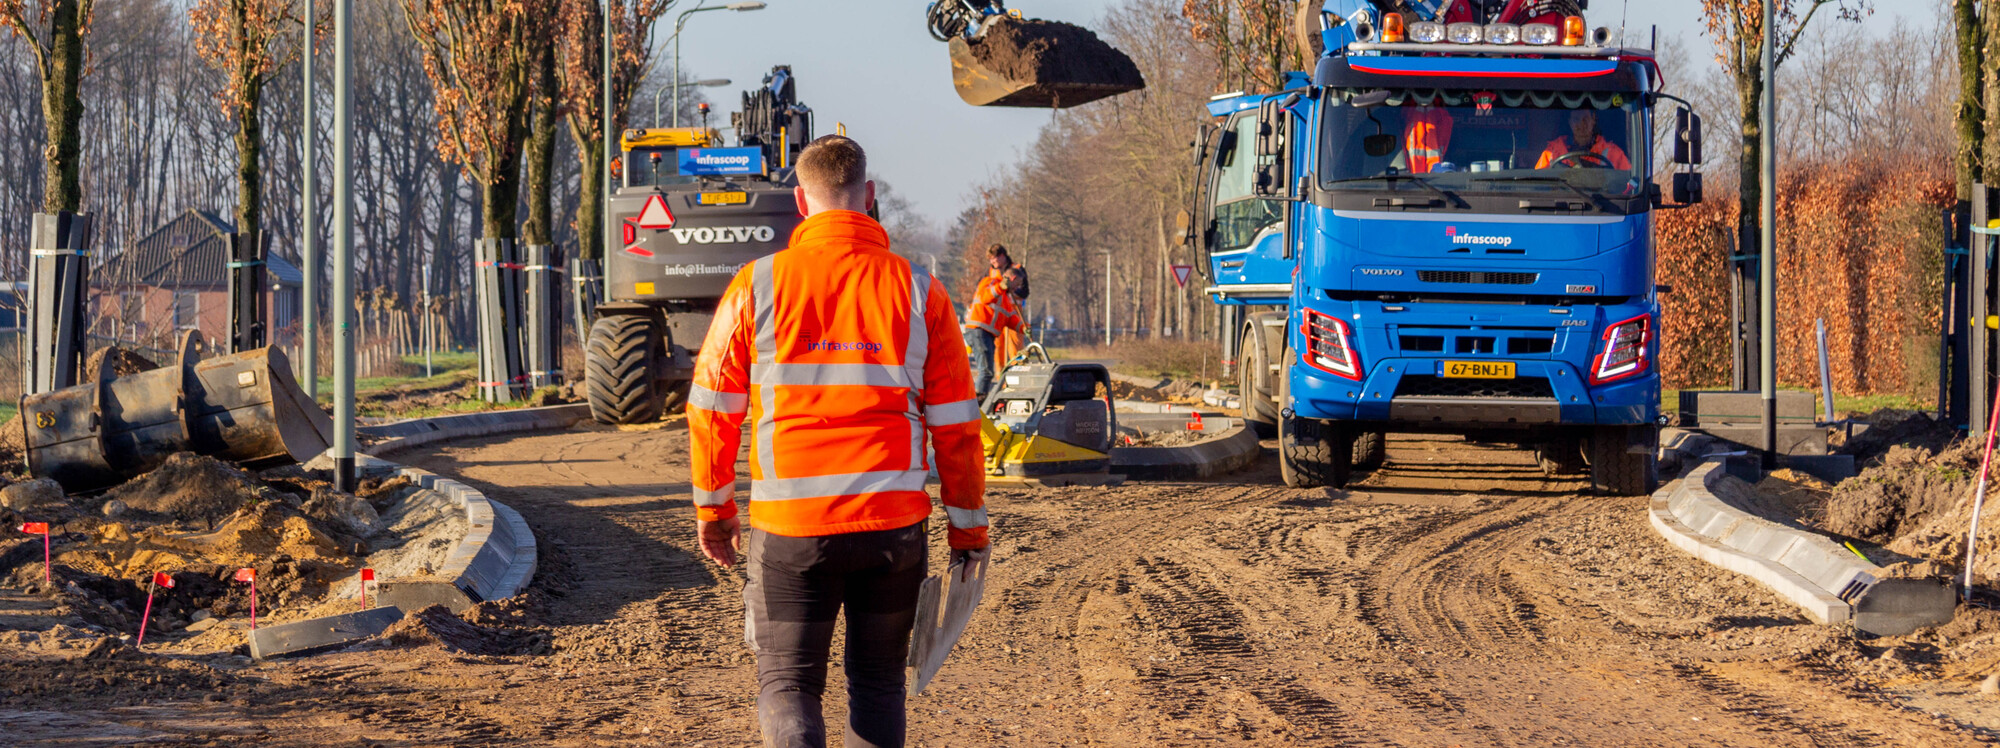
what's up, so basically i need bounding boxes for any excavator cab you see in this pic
[927,0,1145,108]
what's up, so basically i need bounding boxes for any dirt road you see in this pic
[5,423,1992,746]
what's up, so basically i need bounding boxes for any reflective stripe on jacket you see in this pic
[963,271,1024,335]
[688,210,989,549]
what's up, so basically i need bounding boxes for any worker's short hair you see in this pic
[796,135,867,198]
[987,244,1009,260]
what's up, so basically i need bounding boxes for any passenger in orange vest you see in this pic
[964,244,1026,399]
[1403,105,1454,174]
[1536,109,1631,170]
[687,135,989,748]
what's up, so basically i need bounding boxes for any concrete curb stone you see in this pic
[1111,414,1262,481]
[252,405,581,658]
[1648,460,1954,635]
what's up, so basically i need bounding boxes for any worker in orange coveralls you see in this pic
[686,134,991,748]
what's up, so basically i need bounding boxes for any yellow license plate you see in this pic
[1441,361,1515,379]
[697,191,747,206]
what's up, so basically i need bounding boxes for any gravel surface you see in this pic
[0,425,1993,745]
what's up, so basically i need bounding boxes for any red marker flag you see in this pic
[359,568,375,611]
[235,568,258,630]
[138,571,173,647]
[19,523,49,582]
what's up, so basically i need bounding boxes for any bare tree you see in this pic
[0,0,95,213]
[402,0,552,241]
[554,0,676,261]
[190,0,315,247]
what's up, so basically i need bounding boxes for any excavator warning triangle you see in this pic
[636,194,675,229]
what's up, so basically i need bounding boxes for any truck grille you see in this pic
[1417,271,1538,285]
[1395,374,1555,399]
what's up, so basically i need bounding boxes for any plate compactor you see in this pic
[977,350,1121,486]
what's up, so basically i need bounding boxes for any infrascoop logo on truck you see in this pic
[667,226,778,244]
[1444,225,1513,247]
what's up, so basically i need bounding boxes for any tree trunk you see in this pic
[484,156,522,241]
[235,71,263,243]
[41,0,86,213]
[576,139,605,259]
[1984,0,2000,181]
[523,40,557,247]
[1955,0,1983,213]
[1735,51,1763,251]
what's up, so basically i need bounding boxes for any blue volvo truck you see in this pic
[1185,1,1704,494]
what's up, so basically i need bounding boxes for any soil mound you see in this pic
[964,17,1143,88]
[378,604,549,656]
[1820,442,1980,546]
[82,346,161,378]
[105,453,281,524]
[1835,409,1958,467]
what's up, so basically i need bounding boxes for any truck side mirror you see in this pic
[1174,209,1193,246]
[1674,108,1703,165]
[1672,172,1703,204]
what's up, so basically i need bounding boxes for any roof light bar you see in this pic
[1521,23,1559,45]
[1446,22,1481,44]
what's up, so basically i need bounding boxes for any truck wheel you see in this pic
[1239,325,1278,438]
[585,315,662,425]
[659,380,691,414]
[1588,425,1658,496]
[1278,375,1352,489]
[1352,430,1386,470]
[1534,439,1586,477]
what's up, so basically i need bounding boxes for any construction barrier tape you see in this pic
[225,260,266,268]
[475,261,527,269]
[30,249,87,256]
[1974,225,2000,236]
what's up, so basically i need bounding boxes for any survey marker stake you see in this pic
[138,571,174,647]
[18,522,48,581]
[235,568,258,630]
[359,568,375,611]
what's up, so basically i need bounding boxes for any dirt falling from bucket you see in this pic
[963,16,1143,88]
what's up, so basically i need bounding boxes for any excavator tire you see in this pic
[585,314,662,425]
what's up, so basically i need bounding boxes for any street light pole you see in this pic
[601,0,613,270]
[333,0,355,491]
[1758,0,1778,469]
[301,0,317,398]
[671,1,765,127]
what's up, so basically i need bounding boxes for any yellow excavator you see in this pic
[927,1,1145,108]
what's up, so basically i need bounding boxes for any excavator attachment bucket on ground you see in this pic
[948,17,1144,109]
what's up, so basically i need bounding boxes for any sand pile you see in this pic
[962,17,1143,88]
[104,453,284,525]
[378,604,550,656]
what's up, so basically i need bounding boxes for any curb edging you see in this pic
[1648,460,1956,635]
[1111,414,1262,481]
[252,405,584,659]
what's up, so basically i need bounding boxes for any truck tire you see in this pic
[1239,324,1278,438]
[585,315,662,425]
[1353,430,1386,470]
[1535,438,1586,477]
[1588,425,1658,496]
[1278,374,1352,489]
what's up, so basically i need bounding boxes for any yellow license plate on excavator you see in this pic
[697,191,747,206]
[1442,361,1515,379]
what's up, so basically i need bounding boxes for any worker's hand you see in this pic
[697,516,743,568]
[950,545,991,582]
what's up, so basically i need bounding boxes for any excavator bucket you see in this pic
[948,17,1144,109]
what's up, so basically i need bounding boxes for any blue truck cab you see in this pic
[1186,2,1704,494]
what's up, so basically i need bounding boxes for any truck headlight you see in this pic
[1522,23,1559,45]
[1446,22,1482,44]
[1409,21,1445,43]
[1484,23,1520,45]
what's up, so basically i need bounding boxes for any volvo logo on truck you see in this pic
[667,226,778,245]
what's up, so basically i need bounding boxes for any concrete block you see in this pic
[1679,390,1818,426]
[249,606,405,660]
[376,581,474,615]
[1853,579,1959,637]
[1784,454,1857,483]
[1688,425,1828,456]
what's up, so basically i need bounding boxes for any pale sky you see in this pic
[668,0,1924,225]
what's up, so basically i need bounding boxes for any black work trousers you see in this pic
[744,523,927,748]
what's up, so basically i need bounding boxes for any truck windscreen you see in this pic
[1318,89,1646,204]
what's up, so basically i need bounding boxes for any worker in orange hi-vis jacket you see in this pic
[964,244,1025,400]
[686,134,989,748]
[997,255,1030,376]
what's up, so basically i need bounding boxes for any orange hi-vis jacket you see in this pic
[1535,134,1632,170]
[963,270,1024,336]
[687,210,990,550]
[1403,106,1454,174]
